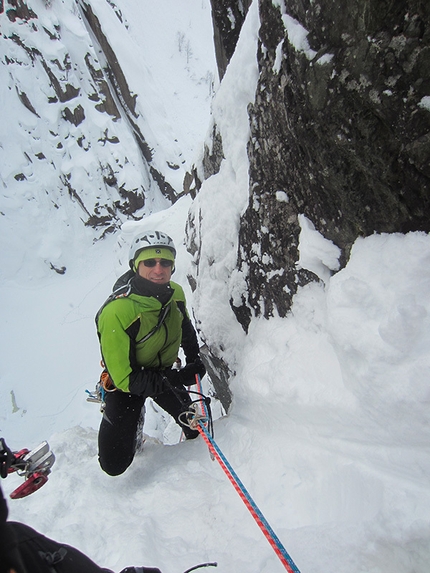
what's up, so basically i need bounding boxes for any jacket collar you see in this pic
[131,274,173,306]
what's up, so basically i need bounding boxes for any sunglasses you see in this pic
[142,258,174,268]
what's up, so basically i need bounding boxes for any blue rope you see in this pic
[198,421,301,572]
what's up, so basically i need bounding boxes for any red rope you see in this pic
[196,424,300,573]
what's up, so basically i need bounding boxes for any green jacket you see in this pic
[97,278,198,394]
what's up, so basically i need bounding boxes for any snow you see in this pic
[187,0,260,368]
[1,2,430,573]
[297,214,341,284]
[418,95,430,112]
[82,0,217,181]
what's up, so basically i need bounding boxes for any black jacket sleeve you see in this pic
[1,484,28,573]
[178,303,200,363]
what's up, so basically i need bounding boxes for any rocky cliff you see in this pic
[0,0,185,247]
[210,0,252,79]
[202,0,430,332]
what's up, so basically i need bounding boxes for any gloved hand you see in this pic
[162,368,183,388]
[162,357,206,388]
[181,357,206,381]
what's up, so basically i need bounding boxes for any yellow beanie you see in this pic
[133,247,175,271]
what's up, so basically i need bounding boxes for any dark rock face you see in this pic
[190,0,429,397]
[4,0,35,21]
[210,0,252,79]
[232,0,430,327]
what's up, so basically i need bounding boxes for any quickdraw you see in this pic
[86,363,117,412]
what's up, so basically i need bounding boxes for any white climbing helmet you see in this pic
[128,230,176,268]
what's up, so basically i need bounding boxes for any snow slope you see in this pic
[1,2,430,573]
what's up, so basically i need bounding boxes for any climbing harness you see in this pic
[182,375,301,573]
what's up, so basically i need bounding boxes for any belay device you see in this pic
[2,440,56,499]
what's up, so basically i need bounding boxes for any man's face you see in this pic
[137,258,173,284]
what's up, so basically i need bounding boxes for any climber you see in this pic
[96,230,206,476]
